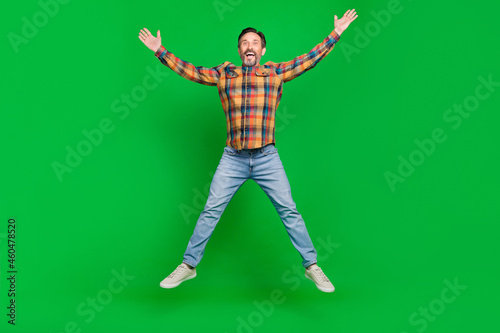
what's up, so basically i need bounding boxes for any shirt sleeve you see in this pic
[269,30,341,83]
[154,45,223,86]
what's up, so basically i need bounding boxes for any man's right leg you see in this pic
[182,146,248,268]
[161,146,247,288]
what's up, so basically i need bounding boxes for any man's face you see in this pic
[238,32,266,67]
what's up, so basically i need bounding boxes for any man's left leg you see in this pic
[251,144,335,292]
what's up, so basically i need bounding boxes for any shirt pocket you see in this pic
[226,68,242,78]
[255,68,271,77]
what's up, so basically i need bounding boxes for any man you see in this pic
[138,9,358,293]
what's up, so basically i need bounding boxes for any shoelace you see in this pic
[311,267,330,283]
[167,265,186,279]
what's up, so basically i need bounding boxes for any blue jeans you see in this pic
[183,143,317,268]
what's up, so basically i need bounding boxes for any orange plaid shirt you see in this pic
[155,30,341,150]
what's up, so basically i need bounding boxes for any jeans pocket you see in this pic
[224,146,237,155]
[263,146,278,155]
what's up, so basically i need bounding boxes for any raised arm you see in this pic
[138,28,222,86]
[270,9,358,83]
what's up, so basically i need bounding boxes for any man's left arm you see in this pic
[271,9,358,83]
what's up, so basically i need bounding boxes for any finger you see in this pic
[157,30,161,38]
[144,28,151,38]
[139,29,149,38]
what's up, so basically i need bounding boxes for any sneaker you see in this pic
[305,264,335,293]
[160,263,197,289]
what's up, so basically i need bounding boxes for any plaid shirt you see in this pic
[155,30,341,150]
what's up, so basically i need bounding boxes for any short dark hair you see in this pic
[238,27,266,48]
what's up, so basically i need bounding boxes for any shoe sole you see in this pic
[305,274,335,293]
[160,272,197,289]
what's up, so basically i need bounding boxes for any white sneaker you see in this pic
[305,264,335,293]
[160,263,197,289]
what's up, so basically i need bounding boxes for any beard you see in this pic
[243,58,256,66]
[242,53,259,66]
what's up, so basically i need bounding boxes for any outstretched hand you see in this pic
[138,28,161,52]
[334,9,358,35]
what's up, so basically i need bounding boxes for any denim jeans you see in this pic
[182,143,317,268]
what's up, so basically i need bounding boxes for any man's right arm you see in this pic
[154,45,223,87]
[138,28,223,86]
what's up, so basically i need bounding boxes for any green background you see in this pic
[1,0,499,332]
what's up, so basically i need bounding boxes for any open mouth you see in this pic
[245,52,255,59]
